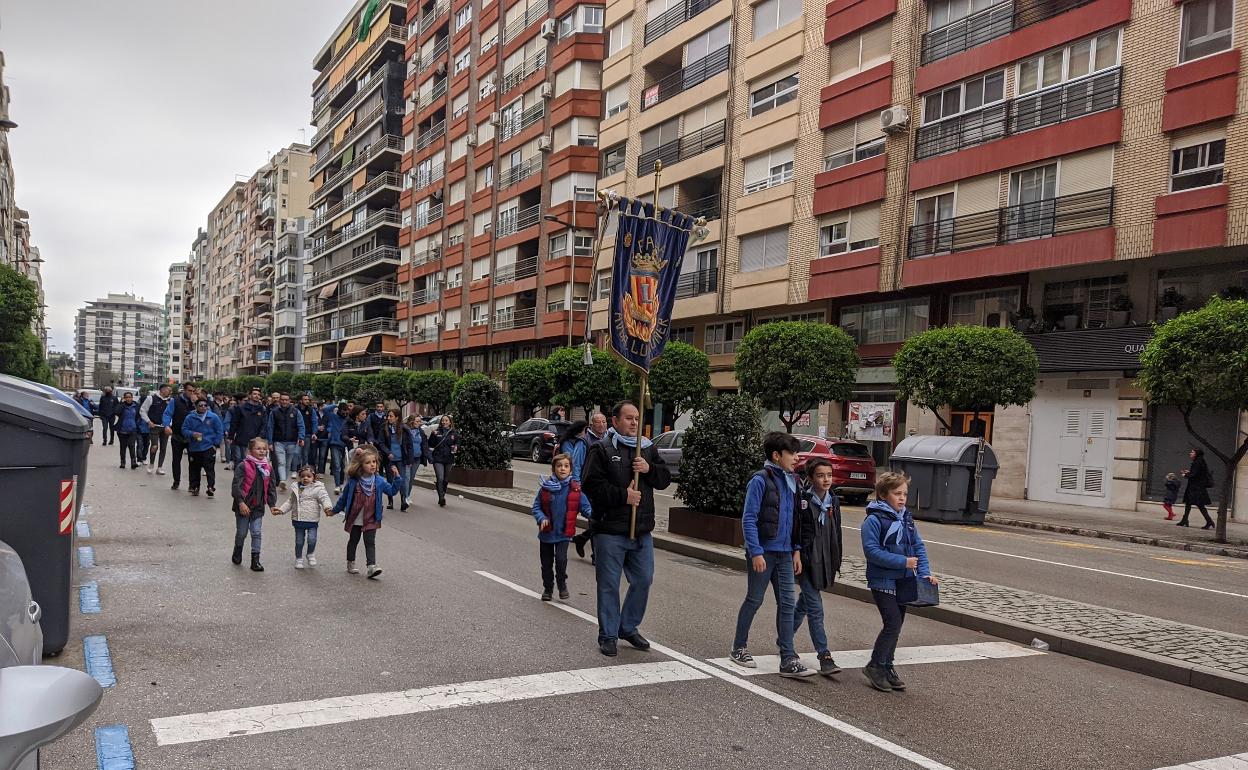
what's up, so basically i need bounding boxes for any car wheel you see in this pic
[531,441,543,463]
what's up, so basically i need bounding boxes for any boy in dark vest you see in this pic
[531,453,591,602]
[730,431,815,678]
[793,458,844,676]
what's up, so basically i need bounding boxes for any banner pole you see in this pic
[630,371,648,540]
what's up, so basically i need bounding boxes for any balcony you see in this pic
[419,36,450,73]
[275,325,299,337]
[309,245,403,286]
[681,192,721,221]
[312,208,402,257]
[637,119,726,175]
[503,4,546,44]
[644,0,719,44]
[415,120,447,152]
[921,0,1094,65]
[674,266,718,298]
[314,102,390,173]
[308,280,400,314]
[419,2,449,35]
[413,162,446,190]
[492,306,537,331]
[317,354,409,371]
[493,255,539,285]
[411,326,439,343]
[907,187,1114,258]
[498,156,543,189]
[414,202,445,229]
[312,171,405,230]
[641,46,730,111]
[915,67,1121,160]
[342,317,400,338]
[412,286,441,305]
[312,136,404,202]
[276,298,299,311]
[416,77,449,110]
[503,50,546,94]
[315,61,400,137]
[500,103,545,142]
[495,203,542,237]
[313,23,408,106]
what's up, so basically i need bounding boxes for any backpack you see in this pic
[539,481,582,537]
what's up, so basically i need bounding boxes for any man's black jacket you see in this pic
[582,436,672,537]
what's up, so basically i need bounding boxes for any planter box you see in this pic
[449,467,515,488]
[668,507,744,548]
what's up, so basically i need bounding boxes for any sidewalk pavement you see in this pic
[417,469,1248,702]
[986,497,1248,559]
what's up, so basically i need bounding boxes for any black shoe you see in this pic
[438,497,446,507]
[818,653,842,676]
[558,586,570,600]
[863,665,893,691]
[621,632,650,650]
[884,666,906,690]
[598,639,618,657]
[779,658,816,678]
[119,464,125,469]
[170,482,179,490]
[387,502,394,510]
[1177,521,1190,527]
[231,545,243,565]
[541,589,553,601]
[130,463,139,469]
[250,554,264,572]
[574,537,586,559]
[205,488,214,498]
[400,503,409,512]
[189,488,199,497]
[1202,523,1215,530]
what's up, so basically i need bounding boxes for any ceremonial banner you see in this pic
[608,197,696,372]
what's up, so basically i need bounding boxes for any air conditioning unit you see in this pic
[537,135,552,152]
[410,93,420,106]
[489,111,501,125]
[540,82,554,99]
[880,105,910,133]
[435,62,447,76]
[433,314,444,326]
[430,245,441,258]
[409,168,420,180]
[464,131,477,147]
[540,19,557,38]
[432,188,444,200]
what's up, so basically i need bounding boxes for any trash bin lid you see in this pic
[0,374,91,440]
[891,435,998,468]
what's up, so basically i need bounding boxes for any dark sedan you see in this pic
[508,418,570,463]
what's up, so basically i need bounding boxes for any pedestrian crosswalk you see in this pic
[1151,754,1248,769]
[706,641,1044,676]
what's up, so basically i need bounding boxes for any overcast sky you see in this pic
[2,0,350,352]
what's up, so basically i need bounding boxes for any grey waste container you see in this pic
[0,374,92,656]
[889,435,998,524]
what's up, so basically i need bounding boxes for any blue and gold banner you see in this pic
[608,197,696,373]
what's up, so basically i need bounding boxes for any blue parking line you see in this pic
[77,519,91,538]
[78,546,95,568]
[94,724,135,770]
[83,635,116,687]
[80,580,101,614]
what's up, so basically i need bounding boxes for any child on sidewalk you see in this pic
[273,465,333,569]
[531,453,590,601]
[730,432,816,679]
[329,446,400,579]
[1163,472,1180,520]
[860,471,939,693]
[793,458,844,677]
[231,437,277,572]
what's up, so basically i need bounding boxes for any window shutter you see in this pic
[848,206,880,243]
[828,35,862,81]
[744,154,768,185]
[740,233,766,272]
[764,227,790,268]
[774,144,795,166]
[823,121,856,156]
[861,23,891,67]
[856,113,884,143]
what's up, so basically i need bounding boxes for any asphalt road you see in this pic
[42,448,1248,769]
[508,458,1248,636]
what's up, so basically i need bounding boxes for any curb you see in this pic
[425,479,1248,702]
[985,514,1248,560]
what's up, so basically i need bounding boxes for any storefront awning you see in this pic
[318,281,339,300]
[379,334,399,355]
[302,345,323,364]
[342,335,373,357]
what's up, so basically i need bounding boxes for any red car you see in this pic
[793,436,876,503]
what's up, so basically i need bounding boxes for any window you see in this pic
[445,266,463,288]
[743,145,795,193]
[608,18,633,55]
[470,303,489,326]
[456,4,472,29]
[454,48,471,75]
[739,227,789,272]
[560,5,604,37]
[753,0,802,39]
[839,298,930,345]
[1017,31,1120,95]
[950,288,1020,327]
[477,164,494,191]
[472,257,491,281]
[1171,138,1225,191]
[1181,0,1233,61]
[1041,274,1126,327]
[685,20,731,61]
[704,321,744,354]
[927,0,997,29]
[823,115,885,171]
[479,72,497,101]
[921,70,1004,123]
[749,72,798,116]
[605,81,629,117]
[829,22,891,83]
[819,207,880,255]
[451,91,469,118]
[820,221,847,256]
[595,269,613,299]
[915,192,954,224]
[481,32,498,53]
[670,325,695,344]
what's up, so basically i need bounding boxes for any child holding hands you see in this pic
[231,437,277,572]
[273,465,333,569]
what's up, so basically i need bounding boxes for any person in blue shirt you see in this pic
[181,398,225,498]
[114,392,143,469]
[729,431,815,679]
[321,401,351,492]
[401,414,430,509]
[531,453,590,601]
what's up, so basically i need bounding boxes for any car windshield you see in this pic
[831,443,872,459]
[797,439,817,453]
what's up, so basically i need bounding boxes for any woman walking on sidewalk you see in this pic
[1179,448,1216,530]
[428,415,458,507]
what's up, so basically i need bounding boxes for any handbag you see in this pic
[894,575,918,604]
[905,573,940,607]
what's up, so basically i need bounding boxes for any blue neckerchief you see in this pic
[540,474,568,492]
[607,427,652,450]
[810,489,833,525]
[358,474,377,496]
[763,461,797,494]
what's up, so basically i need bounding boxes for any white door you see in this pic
[1056,407,1109,497]
[1027,384,1117,507]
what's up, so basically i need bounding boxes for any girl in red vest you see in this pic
[532,453,591,601]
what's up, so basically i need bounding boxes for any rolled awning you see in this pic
[342,335,373,357]
[319,281,339,300]
[302,344,324,364]
[379,334,399,355]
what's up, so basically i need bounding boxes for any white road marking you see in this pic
[706,641,1043,676]
[149,660,708,746]
[1151,752,1248,769]
[476,570,959,770]
[843,525,1248,600]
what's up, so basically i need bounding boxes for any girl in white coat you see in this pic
[273,466,333,569]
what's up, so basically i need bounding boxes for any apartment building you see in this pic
[304,0,410,374]
[183,228,210,382]
[203,183,246,380]
[0,49,46,349]
[75,294,161,389]
[162,262,189,384]
[590,0,1247,514]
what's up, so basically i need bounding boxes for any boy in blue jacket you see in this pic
[532,453,590,602]
[181,399,225,498]
[860,471,938,693]
[730,432,816,679]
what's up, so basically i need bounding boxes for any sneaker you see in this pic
[347,562,359,574]
[884,666,906,690]
[730,648,756,668]
[334,486,342,495]
[146,465,155,475]
[818,653,842,677]
[294,558,305,569]
[223,464,232,471]
[559,587,570,600]
[779,658,817,679]
[205,488,215,498]
[189,488,199,497]
[156,468,166,476]
[863,664,893,692]
[367,564,382,580]
[541,589,553,601]
[307,554,318,567]
[400,502,409,512]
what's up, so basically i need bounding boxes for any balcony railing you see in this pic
[419,2,449,34]
[312,172,405,229]
[312,209,402,256]
[637,119,726,175]
[915,67,1120,160]
[641,46,730,111]
[309,245,402,286]
[416,77,449,110]
[342,317,400,338]
[412,286,441,305]
[503,4,546,44]
[314,23,407,99]
[503,49,547,94]
[308,280,400,315]
[500,103,545,142]
[413,162,446,190]
[496,203,542,237]
[644,0,719,44]
[316,354,408,371]
[682,192,721,221]
[415,120,447,152]
[414,202,445,229]
[921,0,1094,64]
[498,156,543,189]
[674,266,718,299]
[493,255,539,284]
[907,187,1114,258]
[419,36,450,72]
[312,136,403,200]
[411,327,439,343]
[275,325,299,337]
[492,306,537,330]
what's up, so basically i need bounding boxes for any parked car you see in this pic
[421,415,444,438]
[793,436,877,504]
[509,418,569,463]
[653,430,684,480]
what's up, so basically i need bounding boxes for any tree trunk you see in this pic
[780,410,802,433]
[1216,465,1234,542]
[931,410,954,433]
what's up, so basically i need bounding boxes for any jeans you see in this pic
[294,524,319,558]
[593,533,654,642]
[870,589,907,668]
[235,513,263,554]
[347,526,377,565]
[230,442,246,467]
[188,449,216,491]
[792,573,829,655]
[148,431,168,469]
[540,541,569,591]
[170,436,188,485]
[302,439,316,468]
[328,446,346,488]
[137,432,150,460]
[398,463,413,504]
[117,433,139,467]
[433,462,451,501]
[733,551,797,661]
[273,442,301,484]
[313,442,329,475]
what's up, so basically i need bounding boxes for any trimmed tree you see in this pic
[505,358,552,417]
[236,375,266,394]
[675,394,763,517]
[450,373,511,470]
[312,373,337,401]
[373,368,412,408]
[548,346,625,416]
[408,369,458,413]
[0,264,50,384]
[648,341,710,422]
[333,373,363,401]
[291,372,314,395]
[355,374,387,408]
[893,325,1039,433]
[735,321,859,433]
[1138,297,1248,543]
[217,377,240,397]
[264,371,295,395]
